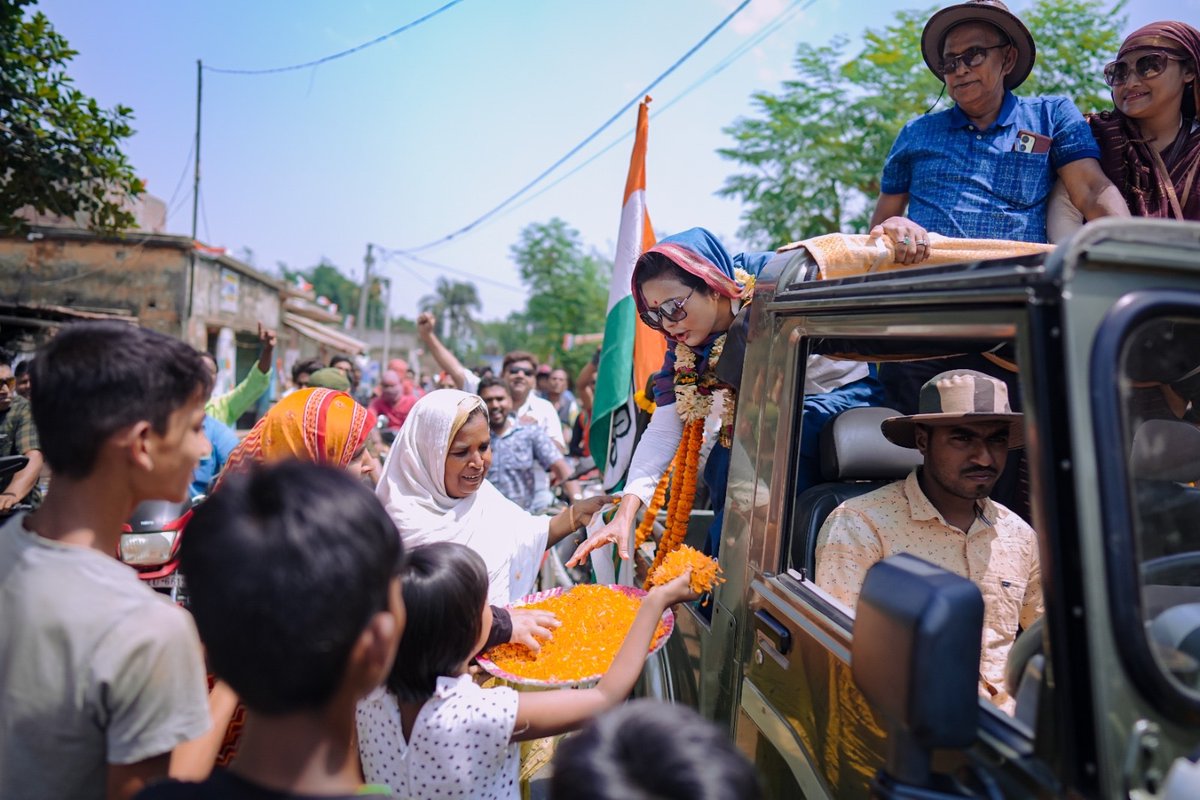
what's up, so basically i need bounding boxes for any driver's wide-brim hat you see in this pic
[881,369,1025,449]
[921,0,1036,91]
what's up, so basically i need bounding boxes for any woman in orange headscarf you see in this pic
[220,387,378,482]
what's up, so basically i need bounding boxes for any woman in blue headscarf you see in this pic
[567,228,773,564]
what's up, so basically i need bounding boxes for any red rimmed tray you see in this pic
[476,584,675,688]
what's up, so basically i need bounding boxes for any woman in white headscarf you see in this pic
[377,390,613,644]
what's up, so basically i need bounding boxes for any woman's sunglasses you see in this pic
[638,288,695,330]
[1104,51,1188,87]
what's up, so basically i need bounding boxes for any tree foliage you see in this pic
[718,0,1126,246]
[1,0,144,233]
[419,277,482,354]
[509,218,609,376]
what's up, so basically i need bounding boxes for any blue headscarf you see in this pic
[632,227,773,317]
[635,228,773,406]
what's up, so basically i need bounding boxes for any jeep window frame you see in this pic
[1091,290,1200,725]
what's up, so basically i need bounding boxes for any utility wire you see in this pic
[164,141,195,221]
[379,247,525,294]
[395,0,755,254]
[496,0,814,223]
[204,0,466,75]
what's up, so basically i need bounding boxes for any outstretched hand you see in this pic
[566,512,632,567]
[509,608,560,652]
[648,568,701,606]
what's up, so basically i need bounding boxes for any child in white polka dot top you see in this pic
[356,542,695,800]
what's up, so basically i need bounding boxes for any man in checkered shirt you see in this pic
[868,0,1129,264]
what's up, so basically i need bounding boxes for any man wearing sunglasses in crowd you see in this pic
[418,311,566,451]
[0,356,44,512]
[868,0,1128,266]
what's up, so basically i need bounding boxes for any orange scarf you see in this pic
[221,388,375,478]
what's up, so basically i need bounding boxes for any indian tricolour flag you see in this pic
[589,96,666,492]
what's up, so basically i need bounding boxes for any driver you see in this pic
[814,370,1042,711]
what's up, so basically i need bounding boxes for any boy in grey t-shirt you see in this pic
[0,323,215,800]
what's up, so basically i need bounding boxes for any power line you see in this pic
[378,247,525,294]
[496,0,814,223]
[164,140,195,219]
[204,0,467,76]
[394,0,756,254]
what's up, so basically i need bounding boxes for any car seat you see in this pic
[790,406,923,577]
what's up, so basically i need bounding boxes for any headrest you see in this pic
[820,406,924,482]
[1131,419,1200,483]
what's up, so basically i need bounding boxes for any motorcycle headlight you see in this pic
[119,531,178,566]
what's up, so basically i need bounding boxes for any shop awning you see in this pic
[282,311,368,354]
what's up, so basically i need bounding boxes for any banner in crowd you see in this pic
[589,96,665,492]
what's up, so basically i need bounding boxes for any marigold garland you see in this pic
[645,418,704,586]
[634,462,672,549]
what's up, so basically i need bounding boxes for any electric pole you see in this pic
[358,243,374,336]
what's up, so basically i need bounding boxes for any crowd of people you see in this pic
[1,2,1198,798]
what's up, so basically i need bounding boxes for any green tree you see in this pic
[283,259,385,329]
[510,218,609,376]
[419,277,482,353]
[718,0,1126,245]
[1,0,144,233]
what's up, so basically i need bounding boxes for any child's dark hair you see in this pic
[550,700,762,800]
[477,376,510,397]
[30,322,213,478]
[386,542,489,703]
[182,461,404,715]
[634,252,710,295]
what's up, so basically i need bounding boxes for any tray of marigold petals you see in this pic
[476,584,675,688]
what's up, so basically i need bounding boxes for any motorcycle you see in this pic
[118,496,201,604]
[0,455,33,521]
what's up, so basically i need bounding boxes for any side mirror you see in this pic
[852,554,984,791]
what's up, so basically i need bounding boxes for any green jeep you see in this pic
[639,217,1200,799]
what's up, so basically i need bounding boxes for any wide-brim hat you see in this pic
[881,369,1024,449]
[921,0,1036,91]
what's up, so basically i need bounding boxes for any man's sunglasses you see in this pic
[939,42,1010,75]
[506,366,535,377]
[638,288,695,331]
[1104,51,1188,87]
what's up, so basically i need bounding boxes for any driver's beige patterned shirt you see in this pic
[815,469,1043,712]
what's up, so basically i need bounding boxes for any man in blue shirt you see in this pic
[479,377,575,513]
[869,0,1128,262]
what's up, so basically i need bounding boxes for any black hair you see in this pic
[329,353,353,369]
[30,322,213,479]
[477,376,510,397]
[550,700,762,800]
[385,542,489,703]
[633,251,710,295]
[13,359,30,377]
[292,357,325,384]
[182,461,403,715]
[197,350,218,368]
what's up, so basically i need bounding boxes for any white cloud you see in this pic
[718,0,790,36]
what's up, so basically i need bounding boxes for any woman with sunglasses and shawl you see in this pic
[1050,22,1200,239]
[568,228,883,570]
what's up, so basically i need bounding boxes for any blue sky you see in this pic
[42,0,1188,321]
